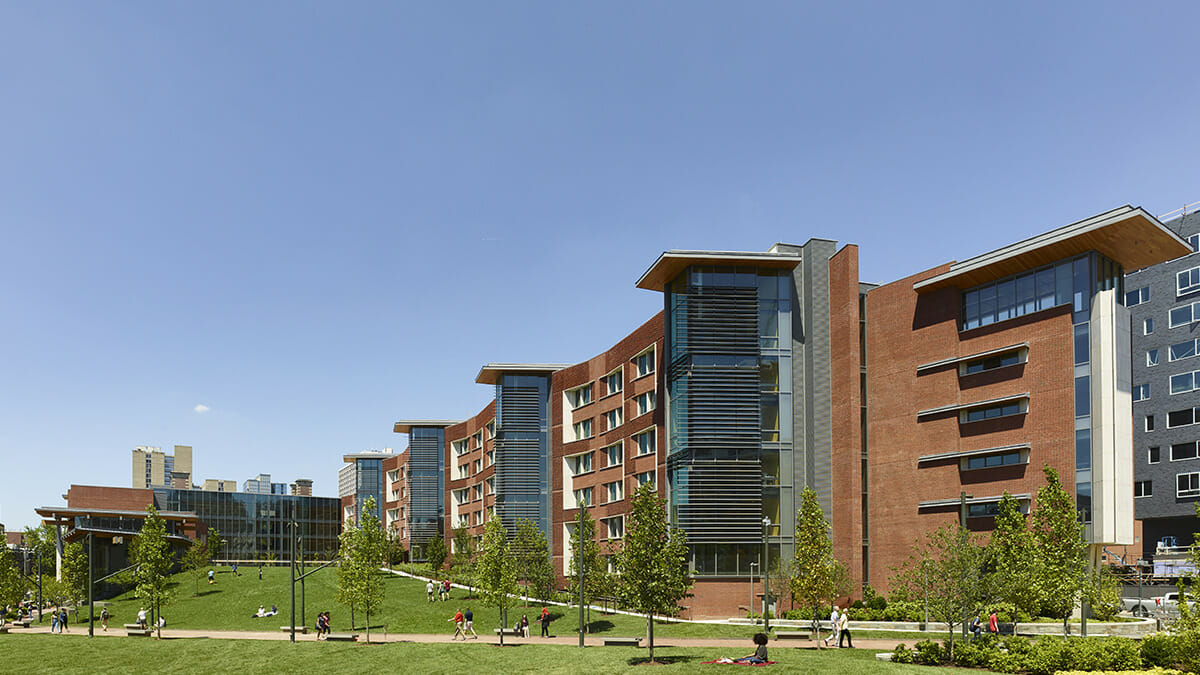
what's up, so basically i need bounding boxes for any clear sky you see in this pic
[2,2,1198,530]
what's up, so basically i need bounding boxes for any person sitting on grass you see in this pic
[252,605,266,618]
[735,633,769,664]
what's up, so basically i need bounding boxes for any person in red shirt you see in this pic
[449,609,465,640]
[987,610,999,634]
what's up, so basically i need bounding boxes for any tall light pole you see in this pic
[749,561,758,622]
[762,516,772,635]
[578,499,587,649]
[87,533,94,638]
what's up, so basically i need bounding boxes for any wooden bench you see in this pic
[325,633,358,642]
[14,620,31,628]
[493,627,523,637]
[602,636,643,647]
[125,626,153,637]
[774,631,812,640]
[280,626,309,634]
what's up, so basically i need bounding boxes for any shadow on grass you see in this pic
[193,589,222,597]
[583,620,615,633]
[627,655,697,666]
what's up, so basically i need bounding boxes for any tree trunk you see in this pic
[365,608,370,644]
[647,612,655,663]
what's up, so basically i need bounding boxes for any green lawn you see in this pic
[0,634,978,674]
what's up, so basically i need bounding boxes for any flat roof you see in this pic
[393,420,461,433]
[475,363,571,385]
[343,451,395,462]
[914,205,1190,293]
[35,506,197,520]
[635,250,802,292]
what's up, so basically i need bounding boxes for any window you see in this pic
[472,431,483,448]
[486,450,494,467]
[1150,447,1161,464]
[1169,302,1200,328]
[473,458,482,474]
[1148,349,1160,367]
[1146,415,1156,432]
[1133,383,1151,401]
[965,452,1022,470]
[634,429,656,455]
[635,470,655,488]
[963,351,1022,375]
[1179,266,1200,296]
[453,488,470,505]
[1168,407,1200,428]
[572,419,594,440]
[1173,442,1199,462]
[566,385,593,409]
[1171,372,1200,395]
[1178,473,1200,498]
[1145,318,1155,335]
[603,408,623,431]
[486,476,495,495]
[635,347,655,378]
[452,439,469,456]
[1125,286,1150,307]
[961,259,1077,330]
[635,391,657,416]
[1170,339,1200,362]
[963,401,1024,423]
[604,441,623,467]
[566,452,593,476]
[486,419,495,439]
[604,369,623,396]
[456,464,470,479]
[603,516,624,540]
[1135,480,1152,498]
[966,502,1002,518]
[604,480,624,503]
[1190,234,1200,252]
[572,486,594,508]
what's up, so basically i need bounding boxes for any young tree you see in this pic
[0,542,27,610]
[512,518,555,603]
[790,486,851,641]
[451,524,477,591]
[22,524,57,576]
[131,505,174,638]
[987,492,1039,621]
[476,515,518,646]
[182,540,210,597]
[1031,466,1087,634]
[426,533,448,572]
[614,482,692,664]
[206,528,225,563]
[336,496,386,643]
[59,541,89,605]
[567,503,608,631]
[891,522,989,660]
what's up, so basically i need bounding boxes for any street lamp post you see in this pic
[87,533,94,638]
[578,499,587,649]
[749,561,758,622]
[762,516,772,635]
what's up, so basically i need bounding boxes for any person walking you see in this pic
[540,607,551,637]
[259,566,263,581]
[442,579,451,601]
[100,607,109,631]
[59,607,69,633]
[426,580,435,602]
[823,605,840,647]
[988,609,999,634]
[449,609,465,640]
[208,569,214,584]
[463,607,478,639]
[837,610,852,648]
[137,607,148,629]
[50,610,59,633]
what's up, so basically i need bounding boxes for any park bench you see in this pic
[774,631,811,640]
[602,636,643,647]
[325,632,358,642]
[493,627,523,637]
[124,623,153,637]
[280,626,309,634]
[14,620,32,628]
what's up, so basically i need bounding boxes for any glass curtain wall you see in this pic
[494,374,552,539]
[408,427,445,561]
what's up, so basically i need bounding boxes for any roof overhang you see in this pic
[913,205,1190,293]
[916,392,1030,418]
[342,451,395,463]
[475,363,570,385]
[918,493,1031,510]
[393,420,461,434]
[35,506,197,521]
[636,250,802,292]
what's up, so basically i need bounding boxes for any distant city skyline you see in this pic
[3,2,1200,529]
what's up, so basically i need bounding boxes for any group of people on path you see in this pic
[315,611,333,639]
[820,605,853,648]
[427,579,453,602]
[49,607,70,633]
[968,610,1000,640]
[448,608,479,640]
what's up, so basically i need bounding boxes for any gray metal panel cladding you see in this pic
[494,378,550,536]
[409,427,445,544]
[667,282,764,543]
[800,239,835,521]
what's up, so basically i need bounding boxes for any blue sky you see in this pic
[2,2,1198,530]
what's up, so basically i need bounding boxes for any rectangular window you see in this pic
[1134,480,1152,498]
[486,419,495,439]
[566,385,593,409]
[1190,234,1200,252]
[604,408,623,431]
[1170,339,1200,362]
[603,516,624,540]
[566,452,593,476]
[473,459,482,474]
[1177,473,1200,498]
[967,502,1002,518]
[1148,349,1160,367]
[965,452,1022,470]
[1171,372,1199,395]
[1168,407,1200,428]
[635,470,655,488]
[636,391,657,416]
[1075,376,1090,417]
[457,464,470,479]
[1179,266,1200,296]
[1145,318,1155,335]
[604,441,623,467]
[1172,442,1199,462]
[1170,302,1200,328]
[603,480,624,503]
[452,439,469,456]
[634,429,656,456]
[1146,415,1156,432]
[1125,286,1150,307]
[963,351,1022,375]
[473,431,483,448]
[603,369,623,396]
[486,450,494,467]
[1150,447,1161,464]
[572,486,594,508]
[964,400,1024,423]
[1134,383,1151,401]
[573,419,594,440]
[635,347,655,378]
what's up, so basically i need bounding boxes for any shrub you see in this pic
[914,638,944,665]
[890,643,914,664]
[849,599,865,610]
[986,650,1024,674]
[883,600,922,622]
[863,584,887,611]
[1002,635,1033,656]
[1026,636,1073,675]
[1142,633,1180,668]
[952,641,988,668]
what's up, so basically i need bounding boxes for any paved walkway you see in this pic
[6,622,908,651]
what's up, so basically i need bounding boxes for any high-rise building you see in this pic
[132,445,192,489]
[290,479,314,496]
[339,450,393,524]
